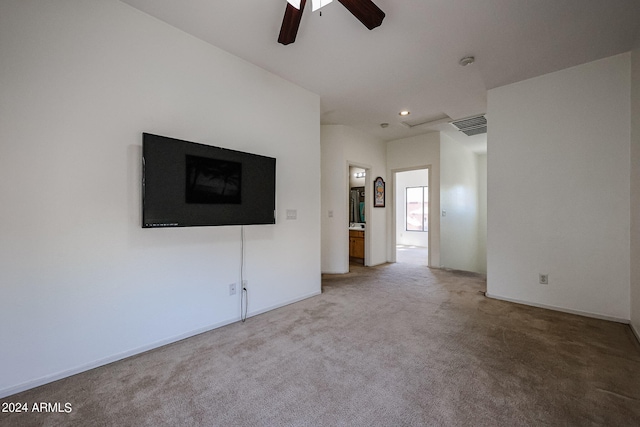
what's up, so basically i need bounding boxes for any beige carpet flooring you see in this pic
[2,262,640,426]
[396,245,428,265]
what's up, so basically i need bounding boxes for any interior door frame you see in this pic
[390,165,432,267]
[347,161,372,268]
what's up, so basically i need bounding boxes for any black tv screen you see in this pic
[185,155,242,204]
[142,133,276,227]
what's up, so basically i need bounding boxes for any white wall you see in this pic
[387,133,441,267]
[487,53,631,321]
[439,133,480,272]
[631,40,640,338]
[0,0,321,397]
[321,125,387,273]
[476,153,488,274]
[395,169,429,247]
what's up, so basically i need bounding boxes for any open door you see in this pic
[394,168,429,266]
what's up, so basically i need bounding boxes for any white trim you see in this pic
[0,290,321,399]
[346,160,372,268]
[390,165,432,267]
[245,290,321,318]
[485,293,630,324]
[366,261,388,268]
[631,322,640,345]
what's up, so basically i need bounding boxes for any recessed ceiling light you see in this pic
[399,110,410,116]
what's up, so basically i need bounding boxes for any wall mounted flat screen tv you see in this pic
[142,133,276,228]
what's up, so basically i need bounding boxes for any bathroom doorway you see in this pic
[348,164,369,268]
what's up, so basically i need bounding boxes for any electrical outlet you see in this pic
[539,274,549,285]
[229,283,237,295]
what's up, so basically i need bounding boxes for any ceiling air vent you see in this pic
[450,115,487,136]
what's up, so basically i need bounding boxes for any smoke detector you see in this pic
[459,56,475,66]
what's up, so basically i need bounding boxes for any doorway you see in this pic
[393,168,429,266]
[348,164,370,269]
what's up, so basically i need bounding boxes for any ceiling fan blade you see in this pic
[337,0,385,30]
[278,0,307,45]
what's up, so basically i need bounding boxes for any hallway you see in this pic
[396,245,428,266]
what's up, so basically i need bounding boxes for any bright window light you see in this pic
[406,186,428,232]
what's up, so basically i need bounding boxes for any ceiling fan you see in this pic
[278,0,385,45]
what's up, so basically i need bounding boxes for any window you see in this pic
[406,186,428,232]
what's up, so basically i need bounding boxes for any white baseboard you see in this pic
[631,322,640,345]
[246,290,322,318]
[485,293,630,324]
[0,290,321,399]
[366,261,388,267]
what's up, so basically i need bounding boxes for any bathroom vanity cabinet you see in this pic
[349,230,365,260]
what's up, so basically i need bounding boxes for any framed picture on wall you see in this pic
[374,177,385,208]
